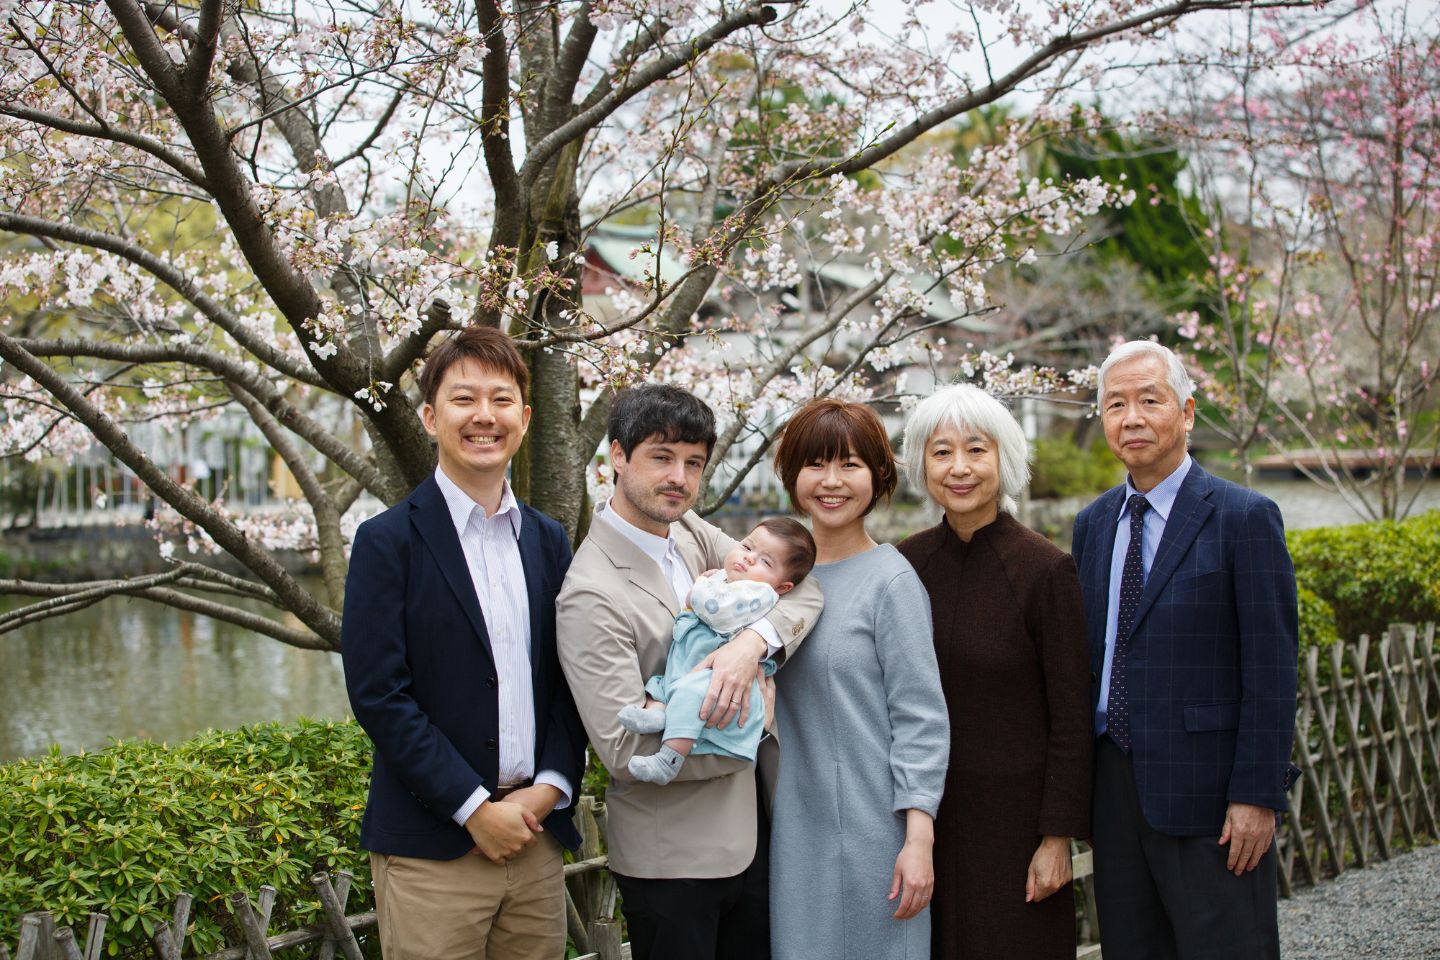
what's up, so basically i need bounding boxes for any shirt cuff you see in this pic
[452,784,491,827]
[534,770,574,810]
[751,617,783,659]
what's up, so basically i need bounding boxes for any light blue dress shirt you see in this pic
[1095,455,1193,735]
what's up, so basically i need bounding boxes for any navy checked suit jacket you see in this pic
[341,476,585,858]
[1072,462,1299,836]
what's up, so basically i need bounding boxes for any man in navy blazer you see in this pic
[342,327,585,960]
[1072,341,1299,960]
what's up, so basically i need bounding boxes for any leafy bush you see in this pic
[0,718,371,957]
[1030,435,1124,500]
[1287,509,1440,644]
[1296,585,1341,649]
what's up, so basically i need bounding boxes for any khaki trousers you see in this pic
[370,835,565,960]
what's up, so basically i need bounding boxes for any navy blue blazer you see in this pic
[341,475,585,858]
[1072,462,1299,837]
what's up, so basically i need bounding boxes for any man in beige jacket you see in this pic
[558,384,822,960]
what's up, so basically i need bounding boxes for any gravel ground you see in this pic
[1279,844,1440,959]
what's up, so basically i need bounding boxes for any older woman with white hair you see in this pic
[896,384,1093,960]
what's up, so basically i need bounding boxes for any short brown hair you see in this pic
[755,516,816,583]
[418,326,529,406]
[773,398,897,516]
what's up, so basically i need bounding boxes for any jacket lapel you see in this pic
[409,477,495,663]
[1087,486,1124,666]
[516,502,545,664]
[1129,463,1215,636]
[590,503,681,617]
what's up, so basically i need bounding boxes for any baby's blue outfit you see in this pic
[644,572,779,761]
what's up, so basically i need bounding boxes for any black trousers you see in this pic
[1092,737,1280,960]
[614,785,771,960]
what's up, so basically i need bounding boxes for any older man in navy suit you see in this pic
[342,326,585,960]
[1072,341,1299,960]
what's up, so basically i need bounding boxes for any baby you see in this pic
[618,516,816,785]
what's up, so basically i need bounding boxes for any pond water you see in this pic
[2,478,1436,763]
[0,595,350,763]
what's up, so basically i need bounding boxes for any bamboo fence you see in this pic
[4,624,1436,960]
[1274,622,1440,894]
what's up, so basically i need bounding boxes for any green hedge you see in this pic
[1288,509,1440,645]
[1030,435,1124,500]
[0,718,371,957]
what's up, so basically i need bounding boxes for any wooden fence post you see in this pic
[568,796,622,960]
[1381,626,1438,837]
[49,929,80,960]
[16,913,56,960]
[229,890,275,960]
[44,913,106,960]
[311,872,363,960]
[151,893,192,960]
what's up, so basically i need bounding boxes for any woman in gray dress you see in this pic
[769,398,950,960]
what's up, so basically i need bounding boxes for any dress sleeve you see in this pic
[874,567,950,817]
[1034,551,1094,838]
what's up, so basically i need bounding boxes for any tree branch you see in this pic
[187,0,225,96]
[175,565,282,604]
[334,86,408,167]
[478,0,521,255]
[700,268,890,496]
[550,3,599,115]
[0,105,209,188]
[0,574,330,649]
[0,212,327,388]
[228,383,349,609]
[0,566,195,633]
[107,0,183,98]
[519,3,777,189]
[772,0,1314,185]
[0,333,342,643]
[16,337,388,498]
[141,586,333,649]
[577,386,617,469]
[382,298,450,384]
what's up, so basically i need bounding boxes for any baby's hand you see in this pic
[643,696,662,710]
[699,568,722,579]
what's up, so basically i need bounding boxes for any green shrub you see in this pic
[1296,585,1341,649]
[0,718,371,957]
[1287,509,1440,644]
[1030,435,1124,500]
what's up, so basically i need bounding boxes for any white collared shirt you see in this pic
[598,499,784,656]
[434,467,572,825]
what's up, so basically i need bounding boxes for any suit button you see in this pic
[486,739,497,750]
[486,676,497,688]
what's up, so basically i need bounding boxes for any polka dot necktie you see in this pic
[1109,494,1150,753]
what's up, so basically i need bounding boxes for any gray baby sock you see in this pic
[628,745,685,785]
[618,704,667,734]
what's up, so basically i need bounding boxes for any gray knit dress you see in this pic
[770,544,950,960]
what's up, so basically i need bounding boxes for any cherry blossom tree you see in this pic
[1174,1,1440,519]
[0,0,1318,647]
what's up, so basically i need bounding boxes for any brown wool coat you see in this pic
[898,513,1093,960]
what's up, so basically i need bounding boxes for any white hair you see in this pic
[901,384,1030,515]
[1096,340,1195,407]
